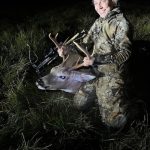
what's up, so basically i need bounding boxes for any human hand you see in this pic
[57,45,68,58]
[83,56,95,67]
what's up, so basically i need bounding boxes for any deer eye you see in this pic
[59,76,66,79]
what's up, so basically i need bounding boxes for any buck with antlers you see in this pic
[35,32,143,129]
[36,33,98,93]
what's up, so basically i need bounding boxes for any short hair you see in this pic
[92,0,119,7]
[112,0,119,6]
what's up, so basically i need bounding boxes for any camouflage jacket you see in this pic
[83,7,132,69]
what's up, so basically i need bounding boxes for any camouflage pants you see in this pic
[73,65,127,128]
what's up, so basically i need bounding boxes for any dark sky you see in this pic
[0,0,89,16]
[1,0,87,5]
[0,0,149,20]
[1,0,149,7]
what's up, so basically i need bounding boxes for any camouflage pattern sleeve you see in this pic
[94,19,132,66]
[112,19,132,65]
[81,21,97,52]
[82,20,97,44]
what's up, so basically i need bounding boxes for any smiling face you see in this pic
[93,0,114,18]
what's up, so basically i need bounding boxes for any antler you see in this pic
[49,32,80,47]
[64,33,79,45]
[72,41,91,70]
[49,33,61,49]
[73,41,91,58]
[49,33,81,62]
[49,33,67,61]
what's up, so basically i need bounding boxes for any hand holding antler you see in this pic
[49,33,68,60]
[49,33,79,59]
[57,45,68,58]
[72,41,95,69]
[83,56,95,67]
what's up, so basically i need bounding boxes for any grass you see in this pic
[0,1,150,150]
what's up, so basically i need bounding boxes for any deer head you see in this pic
[36,33,96,93]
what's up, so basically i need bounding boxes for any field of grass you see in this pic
[0,1,150,150]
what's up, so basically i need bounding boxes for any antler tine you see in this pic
[55,33,59,39]
[65,33,79,45]
[71,57,83,70]
[63,36,70,45]
[73,41,91,59]
[49,33,60,49]
[71,62,84,70]
[75,57,81,66]
[58,54,70,67]
[70,41,93,70]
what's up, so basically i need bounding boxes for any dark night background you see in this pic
[0,0,150,149]
[0,0,150,19]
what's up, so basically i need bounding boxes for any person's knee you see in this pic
[73,90,96,112]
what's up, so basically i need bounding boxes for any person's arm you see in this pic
[82,19,98,44]
[112,19,132,65]
[81,21,97,67]
[94,19,132,66]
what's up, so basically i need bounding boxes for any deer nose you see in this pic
[38,79,44,86]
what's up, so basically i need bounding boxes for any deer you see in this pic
[36,33,98,93]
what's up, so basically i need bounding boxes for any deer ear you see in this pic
[78,73,96,82]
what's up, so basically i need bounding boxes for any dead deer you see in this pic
[36,33,96,93]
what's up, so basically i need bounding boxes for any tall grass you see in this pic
[0,1,150,149]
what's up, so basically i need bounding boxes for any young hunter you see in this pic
[58,0,133,128]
